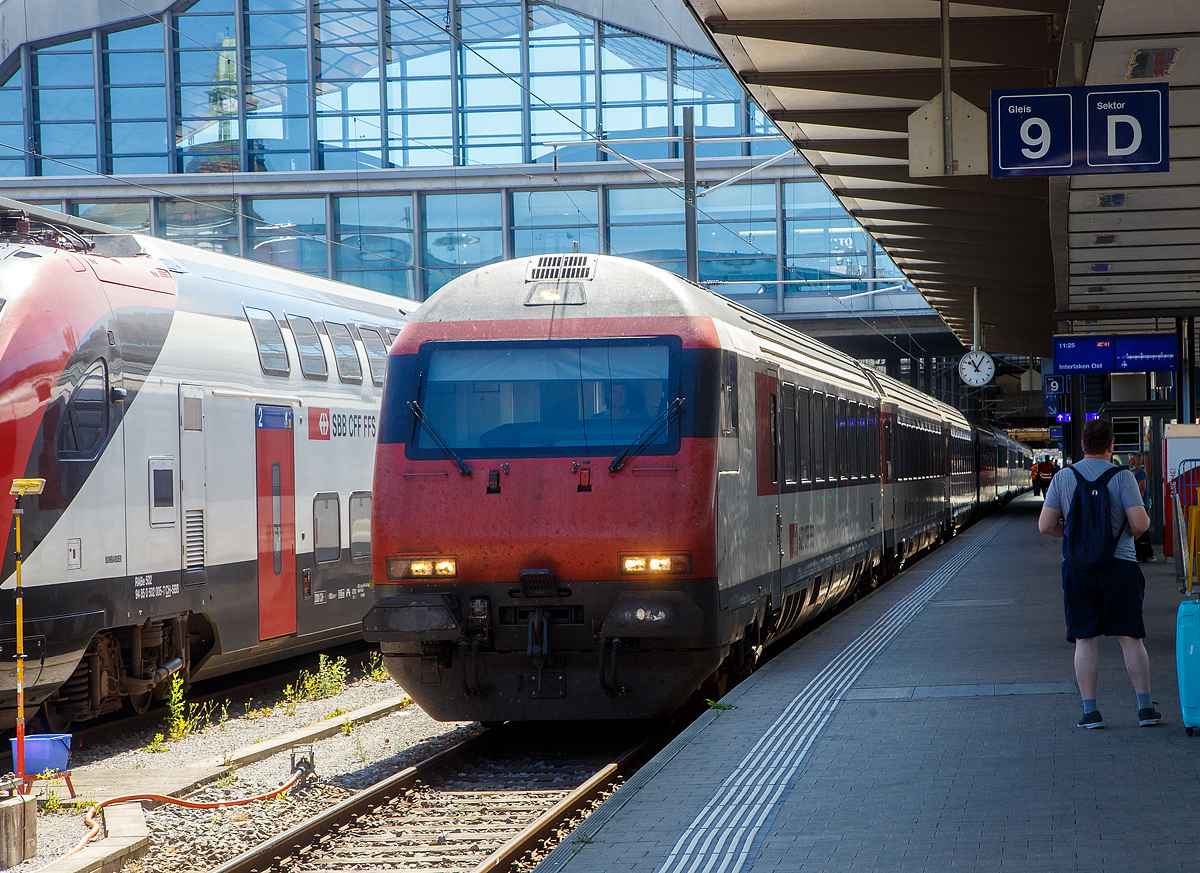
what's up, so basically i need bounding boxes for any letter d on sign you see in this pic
[1107,114,1142,157]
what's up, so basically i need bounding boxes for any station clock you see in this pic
[958,350,995,386]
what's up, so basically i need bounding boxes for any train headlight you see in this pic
[387,557,457,580]
[620,553,691,576]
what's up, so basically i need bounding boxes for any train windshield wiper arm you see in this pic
[609,398,685,473]
[408,400,472,476]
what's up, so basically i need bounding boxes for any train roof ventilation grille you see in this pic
[525,254,596,282]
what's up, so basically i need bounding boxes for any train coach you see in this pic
[0,207,414,730]
[363,254,1028,722]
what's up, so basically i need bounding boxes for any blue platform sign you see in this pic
[991,83,1169,177]
[1114,333,1176,371]
[1053,336,1114,373]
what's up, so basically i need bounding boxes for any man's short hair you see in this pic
[1082,418,1114,454]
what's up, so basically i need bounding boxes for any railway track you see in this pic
[210,721,668,873]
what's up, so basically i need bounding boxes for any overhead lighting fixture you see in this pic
[1096,193,1127,208]
[1091,234,1117,246]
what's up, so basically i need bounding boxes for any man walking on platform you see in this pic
[1038,419,1161,729]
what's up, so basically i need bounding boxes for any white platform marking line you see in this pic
[656,518,1012,873]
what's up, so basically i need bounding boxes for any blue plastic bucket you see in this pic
[11,734,72,775]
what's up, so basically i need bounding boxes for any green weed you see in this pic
[706,699,737,711]
[146,733,169,753]
[363,651,388,682]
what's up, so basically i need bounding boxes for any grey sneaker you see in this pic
[1138,707,1163,726]
[1077,710,1105,729]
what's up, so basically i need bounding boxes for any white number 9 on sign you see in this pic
[1020,117,1051,159]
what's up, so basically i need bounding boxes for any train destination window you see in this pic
[868,407,877,478]
[55,361,109,459]
[349,491,371,562]
[314,493,341,564]
[148,456,176,527]
[244,307,290,376]
[781,384,796,485]
[797,387,811,481]
[325,321,363,384]
[358,327,388,386]
[287,315,328,380]
[410,338,680,460]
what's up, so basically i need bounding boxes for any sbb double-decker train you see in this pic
[0,206,414,730]
[364,254,1029,722]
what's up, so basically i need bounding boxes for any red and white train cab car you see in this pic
[364,254,1027,722]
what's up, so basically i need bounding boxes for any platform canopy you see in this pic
[683,0,1200,356]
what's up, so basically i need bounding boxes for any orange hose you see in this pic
[64,766,308,858]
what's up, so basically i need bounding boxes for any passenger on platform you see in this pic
[1034,455,1056,497]
[1132,453,1156,563]
[1037,418,1161,729]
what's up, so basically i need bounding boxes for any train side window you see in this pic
[56,361,109,460]
[868,407,877,479]
[324,321,364,384]
[287,315,328,380]
[812,392,824,480]
[849,402,859,479]
[721,353,739,436]
[314,492,341,564]
[797,387,811,481]
[769,392,779,485]
[825,394,837,480]
[244,306,290,376]
[358,327,388,387]
[349,491,371,562]
[837,399,849,479]
[781,384,796,485]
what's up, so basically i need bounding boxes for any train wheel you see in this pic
[124,692,154,716]
[34,700,72,734]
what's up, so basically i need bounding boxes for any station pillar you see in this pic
[1069,372,1085,462]
[1177,317,1195,425]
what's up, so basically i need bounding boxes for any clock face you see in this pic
[959,351,995,386]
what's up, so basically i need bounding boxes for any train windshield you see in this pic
[413,338,681,458]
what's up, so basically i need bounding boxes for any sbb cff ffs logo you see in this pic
[310,408,331,441]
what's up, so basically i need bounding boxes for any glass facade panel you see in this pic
[246,197,328,275]
[458,3,523,164]
[784,181,871,291]
[423,192,503,293]
[164,198,240,255]
[72,201,152,231]
[512,189,599,256]
[175,2,238,173]
[385,2,453,167]
[529,5,595,162]
[608,187,684,270]
[335,195,415,300]
[104,25,167,173]
[674,50,743,158]
[600,26,668,160]
[33,39,96,176]
[0,67,22,177]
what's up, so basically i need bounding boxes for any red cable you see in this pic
[64,767,308,858]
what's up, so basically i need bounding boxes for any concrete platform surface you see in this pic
[538,495,1199,873]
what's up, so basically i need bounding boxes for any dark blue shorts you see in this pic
[1062,558,1146,641]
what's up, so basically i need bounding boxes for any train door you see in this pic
[755,370,782,610]
[255,405,297,640]
[179,384,207,586]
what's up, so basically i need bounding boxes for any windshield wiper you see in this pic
[609,398,685,473]
[408,400,472,476]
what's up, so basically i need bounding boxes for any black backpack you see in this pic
[1063,466,1128,571]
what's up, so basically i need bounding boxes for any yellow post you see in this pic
[9,478,44,787]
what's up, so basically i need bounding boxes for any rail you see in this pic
[208,727,660,873]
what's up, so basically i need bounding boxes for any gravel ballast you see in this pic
[10,670,476,873]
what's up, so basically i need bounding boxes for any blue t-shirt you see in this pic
[1044,458,1143,563]
[1134,467,1151,510]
